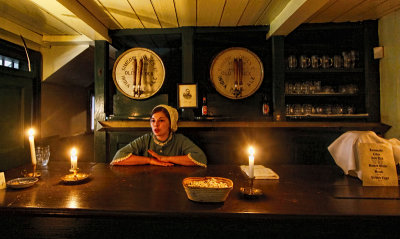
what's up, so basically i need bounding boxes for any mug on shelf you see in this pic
[342,51,352,68]
[311,55,322,68]
[299,55,311,69]
[321,55,333,68]
[333,55,343,68]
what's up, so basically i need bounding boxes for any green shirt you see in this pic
[111,133,207,167]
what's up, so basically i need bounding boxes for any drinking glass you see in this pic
[286,104,295,115]
[304,104,313,115]
[36,145,50,167]
[294,82,301,94]
[300,82,308,94]
[314,81,321,93]
[294,104,303,115]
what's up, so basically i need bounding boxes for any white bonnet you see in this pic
[152,104,179,132]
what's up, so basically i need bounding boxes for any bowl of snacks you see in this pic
[182,177,233,202]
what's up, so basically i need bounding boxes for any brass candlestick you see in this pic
[240,177,263,198]
[62,168,90,184]
[26,164,41,178]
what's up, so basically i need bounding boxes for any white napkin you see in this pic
[0,172,5,189]
[240,165,279,179]
[328,131,399,179]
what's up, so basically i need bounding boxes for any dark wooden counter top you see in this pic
[1,162,400,238]
[99,120,391,133]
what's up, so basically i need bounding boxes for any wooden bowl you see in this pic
[182,177,233,203]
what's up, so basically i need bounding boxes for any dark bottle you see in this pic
[262,95,270,116]
[201,96,208,116]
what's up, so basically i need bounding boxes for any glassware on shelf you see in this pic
[294,83,301,94]
[288,55,298,69]
[322,86,334,93]
[314,81,321,93]
[311,55,322,69]
[299,55,311,69]
[315,106,324,114]
[295,104,302,115]
[285,104,359,117]
[325,105,333,114]
[286,104,294,115]
[346,106,355,114]
[300,82,308,94]
[350,50,359,68]
[304,104,313,115]
[333,55,343,68]
[321,55,333,68]
[332,105,344,114]
[342,51,352,68]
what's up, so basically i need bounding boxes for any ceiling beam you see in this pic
[0,16,43,45]
[57,0,111,42]
[266,0,330,39]
[42,35,94,46]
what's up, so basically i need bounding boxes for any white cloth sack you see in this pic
[328,131,400,179]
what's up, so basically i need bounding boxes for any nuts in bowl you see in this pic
[182,177,233,202]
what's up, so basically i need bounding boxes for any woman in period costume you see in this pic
[110,104,207,167]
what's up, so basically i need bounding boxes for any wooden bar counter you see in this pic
[1,162,400,238]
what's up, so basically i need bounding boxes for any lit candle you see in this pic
[248,146,255,178]
[70,148,78,171]
[28,128,36,165]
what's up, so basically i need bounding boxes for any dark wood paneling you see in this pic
[94,41,109,162]
[0,78,31,170]
[112,93,168,118]
[272,36,285,120]
[363,21,380,122]
[0,40,41,171]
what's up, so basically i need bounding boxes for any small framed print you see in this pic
[178,83,198,108]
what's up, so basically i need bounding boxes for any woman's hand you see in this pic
[149,158,173,166]
[148,150,173,166]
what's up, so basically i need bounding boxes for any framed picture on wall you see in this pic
[178,83,198,108]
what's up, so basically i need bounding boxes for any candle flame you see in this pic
[71,148,77,156]
[28,128,35,136]
[249,146,255,155]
